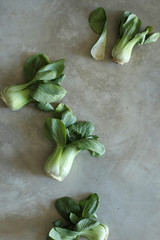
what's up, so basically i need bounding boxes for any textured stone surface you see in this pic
[0,0,160,240]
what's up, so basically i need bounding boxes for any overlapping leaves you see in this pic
[44,103,105,157]
[43,103,105,181]
[1,53,67,111]
[111,11,160,64]
[48,193,108,240]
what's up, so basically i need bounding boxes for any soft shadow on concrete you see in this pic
[10,106,54,177]
[0,97,7,109]
[0,193,91,240]
[0,201,56,240]
[0,52,58,177]
[107,10,123,62]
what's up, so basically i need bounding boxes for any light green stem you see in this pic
[44,144,80,182]
[91,22,107,61]
[1,81,34,111]
[44,145,63,181]
[59,146,80,181]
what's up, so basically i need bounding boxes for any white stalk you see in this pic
[91,25,107,61]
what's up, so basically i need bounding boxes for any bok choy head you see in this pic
[48,193,109,240]
[1,54,67,111]
[89,7,107,60]
[44,103,105,181]
[111,11,160,65]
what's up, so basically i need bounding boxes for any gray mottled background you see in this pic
[0,0,160,239]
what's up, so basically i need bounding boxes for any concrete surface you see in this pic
[0,0,160,240]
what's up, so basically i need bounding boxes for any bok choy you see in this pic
[111,11,160,65]
[89,7,107,60]
[48,193,109,240]
[1,54,67,111]
[44,103,105,181]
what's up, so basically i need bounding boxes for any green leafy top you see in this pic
[55,197,82,221]
[24,54,66,108]
[117,12,160,45]
[55,193,99,222]
[118,11,141,40]
[112,11,160,64]
[24,53,50,82]
[44,103,105,157]
[80,193,99,218]
[24,54,65,83]
[44,118,66,146]
[89,7,107,34]
[33,59,65,82]
[54,103,77,127]
[35,102,54,112]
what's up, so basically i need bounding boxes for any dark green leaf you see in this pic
[28,83,38,90]
[54,103,72,119]
[47,236,54,240]
[55,197,82,221]
[69,138,105,157]
[24,53,50,82]
[67,122,94,142]
[74,218,99,232]
[70,213,80,224]
[78,194,99,217]
[75,237,80,240]
[44,74,65,85]
[118,11,131,28]
[53,219,63,227]
[136,26,153,45]
[54,104,77,127]
[87,135,99,140]
[92,212,98,219]
[44,118,66,146]
[144,32,160,44]
[35,102,54,112]
[119,11,141,40]
[82,193,99,218]
[61,111,77,128]
[89,7,107,34]
[31,83,67,103]
[33,59,65,82]
[52,74,65,85]
[78,195,99,220]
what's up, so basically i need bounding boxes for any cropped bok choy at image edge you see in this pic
[1,53,67,111]
[48,193,109,240]
[89,7,107,61]
[44,103,105,181]
[111,11,160,65]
